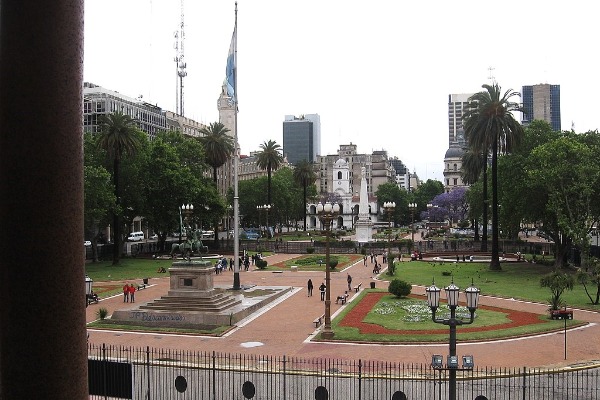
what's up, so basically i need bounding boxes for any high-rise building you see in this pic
[448,93,473,146]
[282,114,321,165]
[522,84,561,131]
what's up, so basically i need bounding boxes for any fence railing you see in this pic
[88,344,600,400]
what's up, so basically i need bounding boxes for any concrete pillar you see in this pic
[0,0,87,398]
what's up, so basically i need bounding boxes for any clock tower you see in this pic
[217,82,236,135]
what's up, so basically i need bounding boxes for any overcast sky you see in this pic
[84,1,598,182]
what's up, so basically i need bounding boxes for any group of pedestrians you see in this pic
[306,275,352,302]
[122,283,136,303]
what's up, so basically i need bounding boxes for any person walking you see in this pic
[123,283,129,303]
[307,279,314,297]
[128,284,136,303]
[319,282,326,301]
[347,273,353,291]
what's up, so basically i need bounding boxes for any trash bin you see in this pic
[143,278,149,285]
[370,282,376,289]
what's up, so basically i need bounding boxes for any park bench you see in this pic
[550,308,573,320]
[335,293,349,305]
[313,314,325,328]
[353,282,363,292]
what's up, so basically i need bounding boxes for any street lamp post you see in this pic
[383,201,396,275]
[256,204,271,238]
[181,203,194,233]
[316,202,340,339]
[408,203,418,244]
[426,279,481,400]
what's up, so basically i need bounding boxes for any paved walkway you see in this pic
[87,254,600,369]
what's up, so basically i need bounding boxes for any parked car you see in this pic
[149,233,158,240]
[84,240,91,247]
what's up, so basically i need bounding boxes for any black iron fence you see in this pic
[88,344,600,400]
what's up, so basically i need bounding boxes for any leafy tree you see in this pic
[256,139,284,205]
[413,179,444,207]
[293,159,317,231]
[527,133,600,267]
[577,257,600,305]
[141,132,207,251]
[463,83,524,270]
[96,111,144,265]
[84,165,115,261]
[540,271,574,310]
[427,188,468,225]
[375,182,410,225]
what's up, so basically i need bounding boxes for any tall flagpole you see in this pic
[232,2,241,290]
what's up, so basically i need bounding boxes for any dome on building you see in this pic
[444,144,464,159]
[334,158,348,166]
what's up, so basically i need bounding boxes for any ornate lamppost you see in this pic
[408,202,418,244]
[383,201,396,275]
[256,204,271,238]
[316,202,339,339]
[426,279,481,400]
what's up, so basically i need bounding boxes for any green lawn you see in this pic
[85,258,175,282]
[379,261,600,311]
[268,254,362,272]
[328,290,582,343]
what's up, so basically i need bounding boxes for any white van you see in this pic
[127,231,144,241]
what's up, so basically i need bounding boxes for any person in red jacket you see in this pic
[128,284,136,303]
[123,283,129,302]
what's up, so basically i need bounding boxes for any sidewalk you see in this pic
[86,253,600,369]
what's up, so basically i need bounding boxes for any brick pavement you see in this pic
[86,253,600,369]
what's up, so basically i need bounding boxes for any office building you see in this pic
[522,84,561,131]
[448,93,473,146]
[83,82,169,139]
[283,114,321,165]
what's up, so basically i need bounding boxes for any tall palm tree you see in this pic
[293,159,317,231]
[461,149,488,247]
[198,122,234,183]
[96,111,142,265]
[256,139,284,205]
[198,122,234,248]
[463,83,524,270]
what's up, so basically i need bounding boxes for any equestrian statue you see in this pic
[170,229,209,260]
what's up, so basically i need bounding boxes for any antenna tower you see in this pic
[173,0,187,116]
[487,66,496,84]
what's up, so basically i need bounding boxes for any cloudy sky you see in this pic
[84,1,598,182]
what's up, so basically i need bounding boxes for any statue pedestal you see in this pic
[168,260,217,298]
[355,218,373,243]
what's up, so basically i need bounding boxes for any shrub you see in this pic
[256,259,268,269]
[328,257,338,269]
[96,307,108,320]
[388,279,412,298]
[442,271,452,276]
[307,247,315,254]
[360,247,367,255]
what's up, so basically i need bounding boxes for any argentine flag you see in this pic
[225,27,236,100]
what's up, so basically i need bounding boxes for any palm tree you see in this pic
[256,139,284,205]
[198,122,234,183]
[198,122,234,248]
[463,83,524,270]
[96,111,143,265]
[293,160,317,231]
[461,149,488,247]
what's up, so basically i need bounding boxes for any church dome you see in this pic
[444,145,464,159]
[334,158,348,166]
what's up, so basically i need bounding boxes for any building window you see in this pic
[453,163,457,171]
[337,171,342,179]
[446,179,450,186]
[453,178,458,186]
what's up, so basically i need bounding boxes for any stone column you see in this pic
[0,0,86,398]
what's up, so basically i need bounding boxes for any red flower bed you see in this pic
[340,292,544,335]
